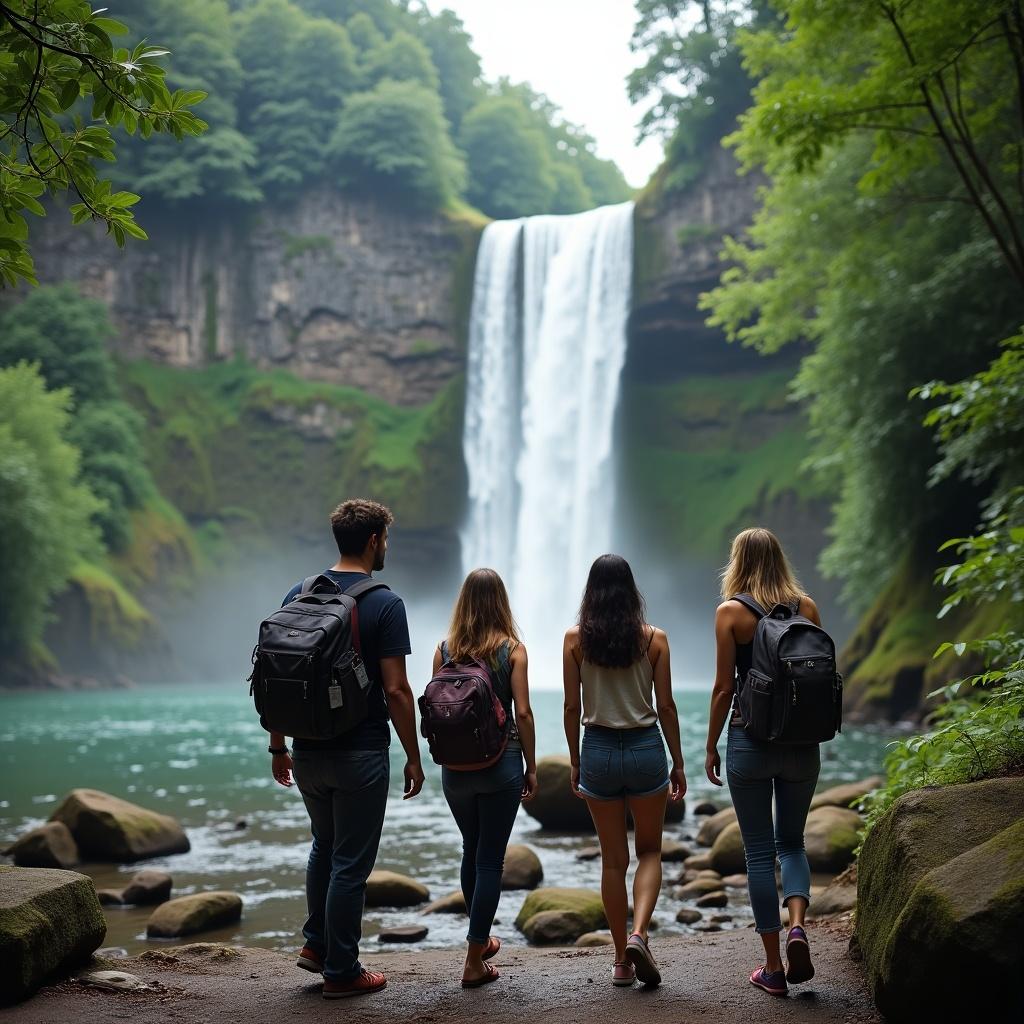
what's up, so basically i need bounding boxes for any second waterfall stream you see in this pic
[462,201,635,665]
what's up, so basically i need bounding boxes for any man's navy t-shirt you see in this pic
[281,570,411,751]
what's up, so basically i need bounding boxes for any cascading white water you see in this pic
[461,202,634,668]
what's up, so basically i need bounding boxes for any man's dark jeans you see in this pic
[292,748,390,982]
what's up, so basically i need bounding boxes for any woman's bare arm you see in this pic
[509,644,537,800]
[705,603,739,786]
[650,629,686,803]
[562,629,584,799]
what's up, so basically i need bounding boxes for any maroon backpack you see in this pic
[418,648,510,771]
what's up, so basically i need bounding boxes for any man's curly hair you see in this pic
[330,499,394,556]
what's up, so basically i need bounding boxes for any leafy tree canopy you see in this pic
[701,0,1024,605]
[460,95,557,219]
[0,0,208,285]
[330,77,465,211]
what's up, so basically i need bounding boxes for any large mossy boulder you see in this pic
[364,870,429,907]
[514,887,606,934]
[4,822,79,869]
[858,777,1024,1021]
[0,866,106,1004]
[146,892,242,938]
[804,805,863,873]
[501,844,543,890]
[521,910,589,945]
[49,789,190,862]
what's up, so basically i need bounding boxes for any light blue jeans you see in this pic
[726,725,820,933]
[292,748,390,981]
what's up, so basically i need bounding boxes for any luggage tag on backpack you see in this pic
[353,656,370,692]
[328,684,344,709]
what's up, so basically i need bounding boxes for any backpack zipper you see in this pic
[792,680,797,706]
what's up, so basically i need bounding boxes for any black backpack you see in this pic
[248,574,387,740]
[734,594,843,744]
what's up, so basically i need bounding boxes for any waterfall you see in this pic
[461,202,634,666]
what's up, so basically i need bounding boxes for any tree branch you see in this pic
[878,0,1024,287]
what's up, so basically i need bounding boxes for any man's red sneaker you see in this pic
[296,947,323,974]
[323,969,387,999]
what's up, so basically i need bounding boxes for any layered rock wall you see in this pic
[27,190,477,407]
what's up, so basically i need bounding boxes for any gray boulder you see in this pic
[695,890,728,908]
[522,756,593,830]
[5,823,79,869]
[49,789,189,862]
[501,844,543,890]
[521,910,589,944]
[857,777,1024,1021]
[696,807,736,847]
[364,870,429,907]
[0,866,106,1004]
[378,926,428,943]
[145,892,242,939]
[122,870,172,906]
[809,775,883,811]
[515,887,606,933]
[422,890,466,914]
[804,806,863,872]
[709,822,746,875]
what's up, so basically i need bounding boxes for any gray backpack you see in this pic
[734,594,843,744]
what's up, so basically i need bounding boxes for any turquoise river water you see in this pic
[0,684,897,955]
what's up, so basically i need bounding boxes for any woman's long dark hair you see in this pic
[578,554,647,669]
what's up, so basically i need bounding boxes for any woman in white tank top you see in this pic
[563,555,686,989]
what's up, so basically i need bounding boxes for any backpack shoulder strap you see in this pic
[732,593,767,620]
[439,639,450,666]
[342,578,390,600]
[338,579,390,656]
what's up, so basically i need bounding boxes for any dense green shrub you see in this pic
[0,364,102,658]
[0,288,155,549]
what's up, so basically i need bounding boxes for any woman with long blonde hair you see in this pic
[705,528,822,997]
[432,568,537,989]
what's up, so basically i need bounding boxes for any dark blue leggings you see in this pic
[441,748,524,945]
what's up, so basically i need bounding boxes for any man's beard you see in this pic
[373,549,386,572]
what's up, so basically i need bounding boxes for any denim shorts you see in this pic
[579,724,669,800]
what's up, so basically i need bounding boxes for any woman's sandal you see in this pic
[461,962,500,989]
[482,936,501,961]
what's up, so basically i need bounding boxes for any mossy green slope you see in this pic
[619,368,821,558]
[120,359,465,543]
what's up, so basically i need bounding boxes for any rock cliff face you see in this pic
[28,189,479,407]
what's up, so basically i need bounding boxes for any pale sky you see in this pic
[439,0,666,189]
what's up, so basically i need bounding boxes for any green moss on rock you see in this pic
[857,775,1024,1014]
[870,817,1024,1020]
[514,887,607,933]
[0,866,106,1004]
